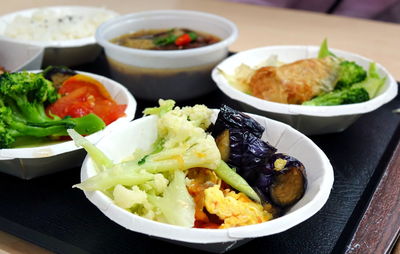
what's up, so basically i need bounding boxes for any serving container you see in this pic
[0,71,137,179]
[79,110,333,253]
[0,6,118,67]
[211,45,398,135]
[0,40,43,71]
[96,10,238,101]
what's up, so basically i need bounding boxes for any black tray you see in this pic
[1,55,399,254]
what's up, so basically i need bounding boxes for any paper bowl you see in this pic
[80,111,333,253]
[211,46,398,135]
[0,71,137,179]
[0,40,43,72]
[0,6,118,67]
[96,10,238,101]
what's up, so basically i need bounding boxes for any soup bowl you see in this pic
[96,10,238,101]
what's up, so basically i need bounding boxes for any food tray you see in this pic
[0,54,399,254]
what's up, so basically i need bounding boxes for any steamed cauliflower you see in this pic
[113,184,158,220]
[144,99,221,171]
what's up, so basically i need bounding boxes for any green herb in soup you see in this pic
[111,28,221,50]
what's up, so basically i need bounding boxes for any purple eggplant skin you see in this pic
[211,105,265,138]
[267,153,307,208]
[234,129,277,182]
[215,128,277,183]
[41,66,77,89]
[212,105,276,182]
[212,105,307,210]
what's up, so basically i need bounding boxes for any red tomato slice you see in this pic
[92,99,127,125]
[46,74,127,125]
[59,74,112,100]
[47,87,92,118]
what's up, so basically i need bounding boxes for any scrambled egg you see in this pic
[204,185,272,229]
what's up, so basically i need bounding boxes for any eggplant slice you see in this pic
[212,105,307,211]
[42,66,77,89]
[211,104,264,138]
[268,153,307,207]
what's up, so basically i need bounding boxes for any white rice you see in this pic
[3,7,116,42]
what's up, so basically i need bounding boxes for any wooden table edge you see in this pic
[345,128,400,254]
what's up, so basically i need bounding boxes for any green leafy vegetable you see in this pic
[153,33,177,46]
[352,62,386,98]
[302,87,369,106]
[318,38,336,59]
[214,160,261,203]
[303,62,385,106]
[318,40,367,90]
[0,72,105,148]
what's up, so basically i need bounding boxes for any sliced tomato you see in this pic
[59,74,112,100]
[47,87,91,118]
[92,99,127,125]
[46,74,126,125]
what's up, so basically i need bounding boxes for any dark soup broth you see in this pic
[111,28,221,50]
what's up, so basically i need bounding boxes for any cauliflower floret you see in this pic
[140,173,169,195]
[113,184,160,220]
[113,184,148,209]
[204,185,272,228]
[141,100,221,172]
[179,104,213,130]
[153,112,221,170]
[145,99,213,130]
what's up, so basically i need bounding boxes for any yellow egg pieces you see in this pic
[204,185,272,229]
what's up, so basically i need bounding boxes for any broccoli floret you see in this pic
[0,71,59,123]
[335,61,367,90]
[0,106,69,148]
[0,71,106,148]
[318,40,367,90]
[303,62,385,106]
[303,87,369,106]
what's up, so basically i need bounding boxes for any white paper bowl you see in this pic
[212,46,398,135]
[0,71,137,179]
[96,10,238,101]
[0,6,118,67]
[80,111,333,253]
[0,40,43,72]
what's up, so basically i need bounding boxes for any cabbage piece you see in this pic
[218,64,255,94]
[148,170,195,227]
[73,165,154,191]
[68,129,113,171]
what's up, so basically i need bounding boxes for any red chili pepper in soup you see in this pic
[175,32,198,46]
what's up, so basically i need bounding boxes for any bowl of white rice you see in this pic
[0,6,118,66]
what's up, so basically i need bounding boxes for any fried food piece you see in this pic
[249,56,340,104]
